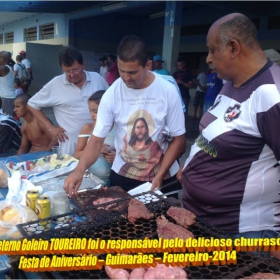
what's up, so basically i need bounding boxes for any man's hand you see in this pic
[49,125,69,142]
[63,169,84,197]
[101,144,110,156]
[150,174,164,191]
[105,151,116,164]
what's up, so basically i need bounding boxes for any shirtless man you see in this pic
[14,93,58,154]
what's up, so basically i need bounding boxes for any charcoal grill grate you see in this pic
[16,191,280,279]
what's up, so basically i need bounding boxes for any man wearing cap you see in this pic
[153,55,169,75]
[19,50,33,90]
[0,51,16,116]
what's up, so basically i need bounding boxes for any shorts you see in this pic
[193,91,205,108]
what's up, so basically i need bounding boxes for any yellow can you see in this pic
[26,190,40,212]
[35,195,51,225]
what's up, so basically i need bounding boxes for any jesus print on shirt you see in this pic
[119,110,167,181]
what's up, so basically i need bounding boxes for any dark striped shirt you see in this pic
[0,110,21,151]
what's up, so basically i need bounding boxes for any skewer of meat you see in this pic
[105,265,130,279]
[143,263,187,279]
[129,267,146,279]
[244,272,280,279]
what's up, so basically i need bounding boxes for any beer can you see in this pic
[35,195,51,225]
[26,190,40,212]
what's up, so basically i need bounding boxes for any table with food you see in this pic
[0,151,280,279]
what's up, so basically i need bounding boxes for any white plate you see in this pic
[128,182,165,203]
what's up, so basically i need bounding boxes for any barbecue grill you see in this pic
[16,191,280,279]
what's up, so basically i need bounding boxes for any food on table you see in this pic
[71,186,130,211]
[2,207,23,223]
[129,267,146,279]
[105,265,130,279]
[0,206,11,216]
[156,215,194,240]
[244,272,280,279]
[6,154,78,182]
[0,205,37,239]
[166,206,196,227]
[127,198,154,223]
[143,264,187,279]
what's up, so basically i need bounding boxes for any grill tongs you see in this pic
[159,179,181,197]
[128,179,181,198]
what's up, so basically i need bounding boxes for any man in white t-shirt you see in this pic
[27,46,109,154]
[64,35,186,196]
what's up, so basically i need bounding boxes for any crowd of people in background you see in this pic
[0,17,279,176]
[0,41,279,160]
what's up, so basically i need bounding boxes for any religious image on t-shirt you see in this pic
[118,110,164,181]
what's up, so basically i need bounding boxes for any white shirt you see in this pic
[93,73,185,180]
[28,71,109,154]
[22,58,31,69]
[0,65,15,99]
[196,72,207,93]
[14,63,25,79]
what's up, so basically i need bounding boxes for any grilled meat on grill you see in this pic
[105,265,130,279]
[143,263,187,279]
[166,206,196,227]
[156,215,194,240]
[128,198,154,223]
[93,197,120,210]
[244,273,280,279]
[93,197,120,205]
[129,267,146,279]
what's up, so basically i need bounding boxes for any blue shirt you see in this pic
[204,73,223,103]
[153,68,169,75]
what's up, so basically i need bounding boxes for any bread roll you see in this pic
[0,206,11,220]
[2,208,23,223]
[0,205,37,240]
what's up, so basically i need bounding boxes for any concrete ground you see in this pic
[42,107,200,165]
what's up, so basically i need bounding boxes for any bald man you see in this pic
[0,51,16,116]
[14,93,58,154]
[181,13,280,239]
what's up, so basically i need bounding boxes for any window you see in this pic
[40,23,54,40]
[0,34,3,44]
[24,26,37,41]
[5,32,14,43]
